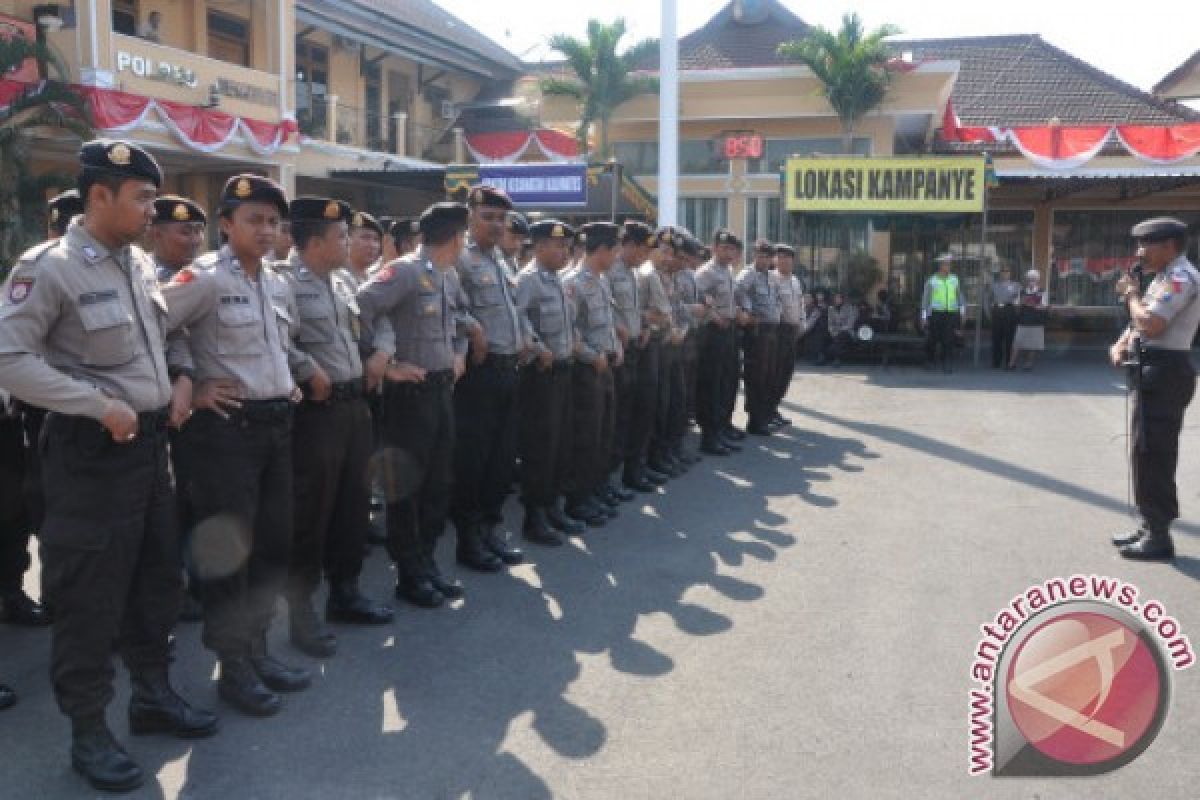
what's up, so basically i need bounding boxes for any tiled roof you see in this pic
[633,0,810,71]
[345,0,522,74]
[1154,49,1200,97]
[901,35,1199,126]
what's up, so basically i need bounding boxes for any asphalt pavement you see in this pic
[2,353,1198,799]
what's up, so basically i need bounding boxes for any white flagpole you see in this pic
[658,0,679,226]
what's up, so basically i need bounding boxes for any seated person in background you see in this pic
[869,289,893,333]
[825,292,859,367]
[806,290,831,363]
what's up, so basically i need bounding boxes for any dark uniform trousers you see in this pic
[451,355,518,528]
[38,412,180,720]
[287,395,372,601]
[380,373,455,577]
[666,341,691,449]
[771,322,799,413]
[723,329,742,428]
[627,338,661,474]
[991,305,1017,367]
[652,341,682,461]
[1132,350,1197,531]
[610,344,639,474]
[567,362,615,504]
[697,324,736,437]
[682,331,700,424]
[518,361,572,508]
[183,404,293,660]
[743,323,778,428]
[926,311,959,365]
[0,414,31,597]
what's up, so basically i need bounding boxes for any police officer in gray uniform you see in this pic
[736,241,783,435]
[607,224,644,500]
[619,221,666,491]
[46,188,84,239]
[515,220,578,544]
[357,203,475,608]
[0,139,216,792]
[149,196,207,284]
[987,267,1022,369]
[280,197,393,658]
[1109,217,1200,561]
[771,244,804,427]
[163,174,312,718]
[563,222,623,525]
[695,230,744,455]
[451,185,528,572]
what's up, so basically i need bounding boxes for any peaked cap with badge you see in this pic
[529,219,574,242]
[219,173,289,218]
[78,138,163,188]
[350,209,383,236]
[289,196,353,224]
[153,195,207,226]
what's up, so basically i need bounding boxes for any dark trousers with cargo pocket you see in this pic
[39,412,181,721]
[182,406,293,661]
[518,362,572,508]
[1132,352,1197,532]
[567,362,614,505]
[451,356,518,529]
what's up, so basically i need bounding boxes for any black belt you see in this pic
[385,369,454,392]
[329,379,363,402]
[484,353,519,370]
[49,408,168,438]
[233,398,293,424]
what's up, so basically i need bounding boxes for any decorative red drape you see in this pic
[465,129,581,163]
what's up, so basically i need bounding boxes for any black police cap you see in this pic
[774,243,796,257]
[350,210,383,236]
[220,174,289,218]
[621,220,655,246]
[391,217,421,239]
[581,222,619,248]
[1131,217,1189,243]
[47,189,83,228]
[79,138,162,188]
[681,234,703,257]
[506,211,530,236]
[657,226,686,250]
[467,184,514,210]
[754,238,774,253]
[713,228,741,248]
[153,195,207,226]
[289,196,352,224]
[419,202,469,238]
[529,219,574,242]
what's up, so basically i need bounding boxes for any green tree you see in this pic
[0,35,92,272]
[777,13,901,153]
[542,18,658,160]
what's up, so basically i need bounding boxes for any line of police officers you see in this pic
[0,139,809,793]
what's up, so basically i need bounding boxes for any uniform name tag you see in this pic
[296,291,321,301]
[78,289,119,305]
[220,295,250,305]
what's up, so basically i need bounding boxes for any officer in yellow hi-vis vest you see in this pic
[921,254,966,372]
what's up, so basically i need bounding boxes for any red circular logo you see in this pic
[1005,611,1164,766]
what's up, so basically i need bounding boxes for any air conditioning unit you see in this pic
[441,100,456,119]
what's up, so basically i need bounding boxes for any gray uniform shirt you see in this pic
[636,262,672,336]
[564,267,619,364]
[162,245,297,400]
[456,240,528,356]
[675,268,702,330]
[282,251,364,384]
[515,261,574,361]
[667,268,692,334]
[736,268,782,324]
[694,260,737,322]
[608,258,641,340]
[0,221,173,419]
[356,247,473,371]
[988,279,1022,307]
[828,303,859,335]
[1142,255,1200,350]
[774,271,804,326]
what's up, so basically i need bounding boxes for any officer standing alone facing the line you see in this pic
[921,253,965,372]
[0,139,216,792]
[1109,217,1200,561]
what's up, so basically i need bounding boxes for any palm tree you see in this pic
[777,13,901,154]
[0,36,92,271]
[542,18,658,160]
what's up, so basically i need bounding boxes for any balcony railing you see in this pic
[296,99,458,161]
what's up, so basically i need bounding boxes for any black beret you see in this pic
[656,226,686,250]
[289,196,351,224]
[713,228,741,248]
[47,189,83,229]
[79,138,162,188]
[350,210,383,236]
[774,244,796,257]
[391,217,421,239]
[506,211,530,236]
[467,184,514,210]
[681,234,703,257]
[153,195,207,226]
[221,174,289,218]
[621,220,655,246]
[529,219,574,242]
[1131,217,1189,242]
[581,222,619,248]
[419,202,469,237]
[754,238,774,253]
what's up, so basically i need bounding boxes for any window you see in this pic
[748,137,871,174]
[612,141,657,176]
[745,196,793,249]
[364,61,384,151]
[1051,209,1200,307]
[679,139,726,175]
[112,0,138,36]
[678,198,727,244]
[207,10,250,67]
[295,40,329,138]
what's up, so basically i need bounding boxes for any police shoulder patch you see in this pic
[7,277,34,304]
[171,268,196,285]
[375,264,397,283]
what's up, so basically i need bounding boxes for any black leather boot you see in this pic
[250,637,312,693]
[289,596,338,658]
[523,506,564,546]
[0,683,15,711]
[70,716,143,792]
[326,580,394,625]
[129,670,218,738]
[424,555,465,600]
[217,657,281,717]
[455,521,504,573]
[1119,528,1175,561]
[481,523,524,565]
[546,500,586,534]
[0,590,50,626]
[395,560,446,609]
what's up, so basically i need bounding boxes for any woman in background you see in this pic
[1009,269,1049,371]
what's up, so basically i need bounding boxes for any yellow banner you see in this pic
[784,157,987,213]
